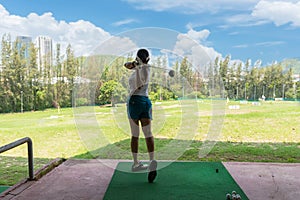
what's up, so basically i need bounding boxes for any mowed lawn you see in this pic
[0,100,299,185]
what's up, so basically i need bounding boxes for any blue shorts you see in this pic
[127,95,152,120]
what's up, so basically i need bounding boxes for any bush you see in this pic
[285,88,295,99]
[75,98,88,106]
[98,80,127,105]
[186,91,206,99]
[149,86,176,101]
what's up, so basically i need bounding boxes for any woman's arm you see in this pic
[124,61,138,70]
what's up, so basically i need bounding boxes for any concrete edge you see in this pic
[34,157,66,180]
[0,158,66,199]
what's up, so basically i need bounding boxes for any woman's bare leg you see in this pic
[140,118,154,161]
[129,119,140,164]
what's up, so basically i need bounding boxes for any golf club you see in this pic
[124,61,175,77]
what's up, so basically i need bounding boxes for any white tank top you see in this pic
[128,64,150,96]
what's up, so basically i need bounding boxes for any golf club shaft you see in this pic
[151,65,170,71]
[151,66,175,77]
[125,62,169,70]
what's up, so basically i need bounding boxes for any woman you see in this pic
[124,48,157,183]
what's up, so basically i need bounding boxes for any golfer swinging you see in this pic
[124,48,157,183]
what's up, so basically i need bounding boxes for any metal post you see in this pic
[0,137,34,180]
[27,138,34,180]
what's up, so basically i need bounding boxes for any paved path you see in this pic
[1,159,118,200]
[223,162,300,200]
[1,159,300,200]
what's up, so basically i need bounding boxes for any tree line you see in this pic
[1,34,299,113]
[97,55,299,105]
[204,56,298,101]
[0,34,83,113]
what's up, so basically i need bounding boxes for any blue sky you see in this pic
[0,0,300,66]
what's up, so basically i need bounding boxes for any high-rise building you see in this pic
[16,36,32,60]
[35,36,53,73]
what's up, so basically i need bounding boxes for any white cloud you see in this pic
[0,3,220,62]
[112,18,139,26]
[233,40,284,49]
[173,29,221,70]
[255,41,285,46]
[123,0,260,13]
[186,22,209,30]
[184,29,210,43]
[93,36,138,56]
[0,4,111,56]
[217,1,300,28]
[127,0,300,29]
[252,1,300,27]
[223,13,269,27]
[233,44,249,48]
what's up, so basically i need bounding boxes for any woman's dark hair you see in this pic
[136,49,150,64]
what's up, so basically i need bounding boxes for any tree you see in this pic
[98,80,126,105]
[219,55,230,91]
[213,57,221,97]
[10,38,24,112]
[296,82,300,99]
[28,42,38,110]
[0,34,13,112]
[180,57,191,83]
[225,61,235,99]
[243,59,251,100]
[249,66,259,100]
[52,44,61,107]
[63,44,78,107]
[236,62,243,99]
[282,67,294,99]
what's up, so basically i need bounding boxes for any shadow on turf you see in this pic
[1,138,299,189]
[73,138,300,163]
[2,138,299,184]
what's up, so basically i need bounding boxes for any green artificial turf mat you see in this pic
[104,162,248,200]
[0,186,9,193]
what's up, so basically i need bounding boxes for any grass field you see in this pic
[0,99,299,185]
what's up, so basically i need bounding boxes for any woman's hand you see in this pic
[124,61,138,69]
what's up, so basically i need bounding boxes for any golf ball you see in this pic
[226,193,231,200]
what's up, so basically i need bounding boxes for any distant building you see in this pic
[16,36,32,60]
[35,36,53,73]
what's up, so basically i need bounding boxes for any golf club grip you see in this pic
[124,62,136,69]
[124,62,131,67]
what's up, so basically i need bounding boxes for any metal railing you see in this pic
[0,137,34,180]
